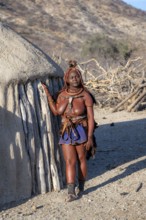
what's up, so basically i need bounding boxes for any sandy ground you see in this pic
[0,108,146,220]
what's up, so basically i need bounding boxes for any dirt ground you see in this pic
[0,108,146,220]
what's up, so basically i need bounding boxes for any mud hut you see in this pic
[0,23,64,205]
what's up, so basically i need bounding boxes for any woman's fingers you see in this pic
[41,83,48,92]
[41,83,46,88]
[85,139,94,151]
[85,141,91,151]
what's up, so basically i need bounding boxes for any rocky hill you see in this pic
[0,0,146,64]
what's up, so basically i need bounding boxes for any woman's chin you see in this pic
[72,83,81,87]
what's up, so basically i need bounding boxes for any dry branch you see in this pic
[80,58,107,75]
[79,57,146,111]
[127,88,146,112]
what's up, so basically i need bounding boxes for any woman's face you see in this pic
[67,71,81,88]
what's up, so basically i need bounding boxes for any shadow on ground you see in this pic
[86,117,146,193]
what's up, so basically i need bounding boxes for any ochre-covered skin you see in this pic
[57,90,93,116]
[43,87,95,142]
[42,63,95,198]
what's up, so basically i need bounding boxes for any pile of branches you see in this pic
[78,57,146,112]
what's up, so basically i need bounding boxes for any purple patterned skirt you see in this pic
[59,124,87,145]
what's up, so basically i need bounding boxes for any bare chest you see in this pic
[65,96,86,116]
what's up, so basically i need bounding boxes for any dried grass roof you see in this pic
[0,23,63,85]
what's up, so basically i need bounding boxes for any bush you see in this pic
[81,34,134,61]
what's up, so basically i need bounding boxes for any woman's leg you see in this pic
[62,144,77,196]
[62,144,78,201]
[76,143,87,180]
[76,144,87,193]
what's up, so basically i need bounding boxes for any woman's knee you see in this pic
[78,154,86,163]
[62,144,77,163]
[65,158,76,167]
[76,145,86,162]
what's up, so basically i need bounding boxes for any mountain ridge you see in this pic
[0,0,146,64]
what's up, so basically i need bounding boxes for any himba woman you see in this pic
[42,60,96,202]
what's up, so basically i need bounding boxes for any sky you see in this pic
[122,0,146,11]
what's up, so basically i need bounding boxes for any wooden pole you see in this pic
[32,81,47,194]
[26,82,49,193]
[19,84,36,194]
[38,80,61,191]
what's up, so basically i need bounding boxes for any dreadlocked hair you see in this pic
[62,60,84,88]
[68,60,77,68]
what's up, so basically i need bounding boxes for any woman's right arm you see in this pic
[42,83,68,116]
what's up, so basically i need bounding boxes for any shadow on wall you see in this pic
[87,117,146,193]
[0,106,31,208]
[0,78,64,210]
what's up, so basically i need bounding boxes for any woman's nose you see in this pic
[73,76,78,80]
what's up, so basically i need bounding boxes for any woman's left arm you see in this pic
[84,93,95,150]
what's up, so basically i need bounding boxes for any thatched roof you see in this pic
[0,23,63,85]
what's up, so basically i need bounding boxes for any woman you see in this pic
[42,60,96,202]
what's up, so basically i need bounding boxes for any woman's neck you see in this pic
[66,86,83,95]
[68,86,81,92]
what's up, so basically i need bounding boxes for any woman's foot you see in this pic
[66,194,78,202]
[76,180,85,196]
[76,188,83,197]
[66,183,78,202]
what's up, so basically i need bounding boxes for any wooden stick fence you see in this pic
[19,77,64,195]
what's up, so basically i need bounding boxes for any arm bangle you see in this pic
[48,100,54,103]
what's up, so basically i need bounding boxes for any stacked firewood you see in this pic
[78,57,146,112]
[112,80,146,112]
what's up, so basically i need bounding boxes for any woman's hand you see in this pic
[41,82,53,101]
[41,83,52,98]
[41,83,48,93]
[85,136,93,151]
